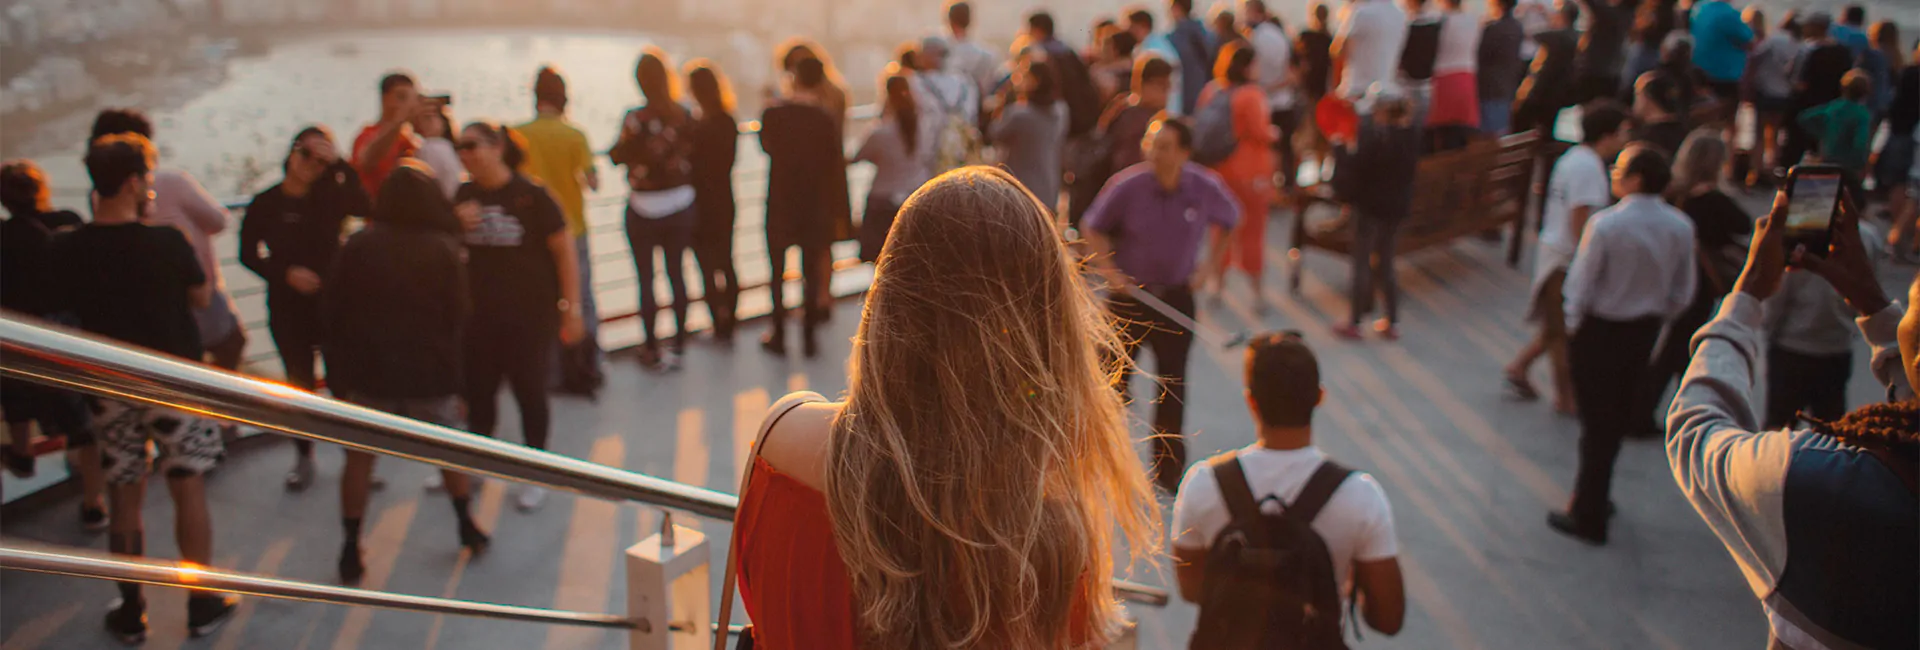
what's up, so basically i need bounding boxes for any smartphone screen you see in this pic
[1785,171,1841,234]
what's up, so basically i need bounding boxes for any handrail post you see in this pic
[626,514,712,650]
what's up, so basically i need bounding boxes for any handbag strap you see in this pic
[713,392,825,650]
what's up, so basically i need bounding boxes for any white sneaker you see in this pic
[423,473,445,492]
[515,485,547,512]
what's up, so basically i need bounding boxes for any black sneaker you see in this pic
[80,505,108,532]
[103,597,147,645]
[2,448,35,478]
[339,543,366,585]
[186,594,239,638]
[459,521,491,555]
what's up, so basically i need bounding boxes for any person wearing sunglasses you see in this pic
[450,121,585,512]
[240,126,372,491]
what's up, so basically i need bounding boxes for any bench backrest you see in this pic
[1402,130,1543,240]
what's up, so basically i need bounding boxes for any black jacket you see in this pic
[321,171,468,400]
[1335,124,1421,221]
[240,161,370,310]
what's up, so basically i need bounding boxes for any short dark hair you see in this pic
[1027,11,1056,38]
[534,66,568,112]
[1150,112,1193,149]
[1619,144,1672,194]
[1495,0,1517,11]
[1171,0,1194,15]
[1128,8,1156,31]
[1842,68,1873,100]
[379,72,416,97]
[90,108,153,142]
[794,57,827,89]
[1558,0,1580,24]
[0,159,52,215]
[1580,101,1630,145]
[1246,332,1319,428]
[85,133,156,199]
[1635,71,1684,115]
[1218,41,1256,85]
[1111,31,1140,58]
[947,0,972,30]
[1022,58,1060,107]
[1134,55,1175,90]
[1842,4,1864,25]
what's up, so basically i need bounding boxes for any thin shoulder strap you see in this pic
[712,392,825,650]
[1209,453,1271,547]
[1285,460,1352,525]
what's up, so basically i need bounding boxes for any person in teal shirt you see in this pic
[1689,0,1754,84]
[1799,70,1875,187]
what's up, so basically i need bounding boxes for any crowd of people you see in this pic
[0,0,1915,647]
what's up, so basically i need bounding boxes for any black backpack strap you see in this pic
[1284,460,1352,525]
[1209,453,1271,547]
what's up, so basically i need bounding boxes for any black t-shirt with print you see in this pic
[53,222,207,360]
[1,209,84,316]
[454,174,566,319]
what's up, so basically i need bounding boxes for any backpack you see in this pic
[924,79,985,172]
[1400,18,1444,82]
[1190,87,1240,166]
[1189,454,1353,650]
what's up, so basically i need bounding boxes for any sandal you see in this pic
[1504,372,1540,401]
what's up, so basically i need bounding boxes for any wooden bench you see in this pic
[1287,130,1551,292]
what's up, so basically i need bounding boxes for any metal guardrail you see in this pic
[0,313,738,519]
[0,542,640,629]
[0,314,1173,608]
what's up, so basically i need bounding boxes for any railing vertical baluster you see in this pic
[626,511,712,650]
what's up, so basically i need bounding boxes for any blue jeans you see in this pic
[550,232,601,388]
[1480,99,1513,136]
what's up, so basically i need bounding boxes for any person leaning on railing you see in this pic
[724,167,1160,649]
[1666,189,1917,650]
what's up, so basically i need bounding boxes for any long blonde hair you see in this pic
[1667,128,1728,203]
[826,167,1160,649]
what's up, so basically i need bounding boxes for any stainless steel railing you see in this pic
[0,314,1173,607]
[0,313,738,519]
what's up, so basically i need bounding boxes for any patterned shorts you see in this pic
[92,400,225,485]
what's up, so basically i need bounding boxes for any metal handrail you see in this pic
[0,542,641,629]
[0,313,738,519]
[0,314,1174,607]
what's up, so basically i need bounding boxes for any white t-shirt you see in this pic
[1535,144,1610,288]
[1249,21,1296,110]
[1433,11,1482,75]
[1336,0,1410,101]
[1172,445,1399,592]
[414,137,466,199]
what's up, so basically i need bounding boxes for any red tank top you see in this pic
[736,456,860,649]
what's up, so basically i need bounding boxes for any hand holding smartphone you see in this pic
[1781,164,1845,265]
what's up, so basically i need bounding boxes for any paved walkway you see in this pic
[3,194,1903,649]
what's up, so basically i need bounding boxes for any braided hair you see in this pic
[1806,401,1920,459]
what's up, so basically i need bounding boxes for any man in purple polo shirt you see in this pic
[1083,116,1238,493]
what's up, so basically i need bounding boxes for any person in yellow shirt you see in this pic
[518,66,603,395]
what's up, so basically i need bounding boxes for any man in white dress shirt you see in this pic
[1549,143,1698,545]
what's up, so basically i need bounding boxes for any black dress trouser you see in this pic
[270,294,322,455]
[1567,314,1665,529]
[1108,285,1196,488]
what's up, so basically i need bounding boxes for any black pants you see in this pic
[1635,292,1715,435]
[1567,314,1665,529]
[463,314,555,451]
[1765,348,1852,430]
[858,195,902,263]
[626,205,695,351]
[1270,108,1300,190]
[1578,72,1621,106]
[766,234,829,349]
[1349,215,1404,326]
[694,223,738,339]
[269,295,322,456]
[1109,286,1196,487]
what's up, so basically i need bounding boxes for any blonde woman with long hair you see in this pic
[725,167,1160,649]
[1631,128,1753,437]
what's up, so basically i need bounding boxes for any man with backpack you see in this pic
[914,37,984,174]
[1172,331,1405,649]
